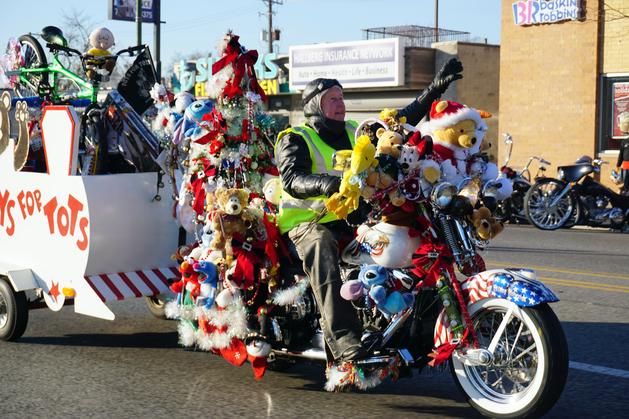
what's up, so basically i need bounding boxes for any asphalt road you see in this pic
[1,225,628,418]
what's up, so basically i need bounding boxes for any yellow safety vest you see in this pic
[274,121,357,234]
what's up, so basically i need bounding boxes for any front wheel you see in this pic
[524,178,576,230]
[451,299,568,418]
[0,277,29,341]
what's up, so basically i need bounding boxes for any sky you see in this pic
[0,0,502,72]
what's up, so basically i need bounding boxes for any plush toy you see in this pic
[246,339,272,380]
[169,259,201,302]
[470,206,504,240]
[325,135,378,219]
[210,188,259,265]
[340,264,414,316]
[363,129,406,206]
[193,260,218,309]
[87,27,115,56]
[422,100,488,182]
[262,176,282,207]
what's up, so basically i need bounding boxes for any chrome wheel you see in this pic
[524,179,575,230]
[451,298,568,418]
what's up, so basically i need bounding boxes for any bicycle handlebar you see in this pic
[46,42,82,56]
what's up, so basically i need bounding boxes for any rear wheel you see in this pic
[14,35,48,98]
[524,178,575,230]
[451,299,568,418]
[145,296,169,319]
[0,277,29,341]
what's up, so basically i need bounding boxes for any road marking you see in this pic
[486,261,629,281]
[265,392,273,418]
[538,276,629,293]
[570,361,629,379]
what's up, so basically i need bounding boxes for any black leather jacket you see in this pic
[276,83,449,200]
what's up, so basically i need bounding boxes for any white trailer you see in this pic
[0,104,179,341]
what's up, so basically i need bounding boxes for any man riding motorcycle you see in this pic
[273,58,464,363]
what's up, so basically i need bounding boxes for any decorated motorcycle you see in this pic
[163,32,568,418]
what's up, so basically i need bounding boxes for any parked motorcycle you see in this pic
[495,133,551,223]
[524,158,629,231]
[265,179,568,418]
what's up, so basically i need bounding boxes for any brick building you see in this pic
[499,0,629,187]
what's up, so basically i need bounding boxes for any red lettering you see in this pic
[57,206,69,236]
[76,217,89,251]
[25,191,35,216]
[67,194,84,236]
[17,190,27,219]
[0,189,9,226]
[33,189,42,212]
[5,199,15,236]
[43,197,58,234]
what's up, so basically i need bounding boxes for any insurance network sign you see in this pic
[289,38,404,90]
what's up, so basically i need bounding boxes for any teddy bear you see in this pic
[362,128,406,207]
[470,206,504,240]
[210,188,260,265]
[340,264,414,316]
[421,100,488,183]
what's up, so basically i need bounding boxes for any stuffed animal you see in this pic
[210,188,259,265]
[169,260,202,303]
[325,135,378,219]
[87,27,115,56]
[340,264,414,316]
[470,206,504,240]
[193,260,218,309]
[363,129,406,206]
[422,100,488,183]
[262,176,282,207]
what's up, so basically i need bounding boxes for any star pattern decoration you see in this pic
[49,281,60,303]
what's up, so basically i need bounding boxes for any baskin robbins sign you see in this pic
[289,38,404,90]
[512,0,584,25]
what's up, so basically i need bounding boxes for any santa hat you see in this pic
[428,100,487,132]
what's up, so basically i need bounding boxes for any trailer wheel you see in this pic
[0,277,29,341]
[145,296,169,319]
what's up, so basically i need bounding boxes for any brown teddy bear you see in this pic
[363,128,406,207]
[469,206,504,241]
[210,188,260,265]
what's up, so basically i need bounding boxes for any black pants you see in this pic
[287,221,362,360]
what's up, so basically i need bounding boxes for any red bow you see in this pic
[212,36,267,102]
[411,241,453,288]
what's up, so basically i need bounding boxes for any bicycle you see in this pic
[5,26,147,174]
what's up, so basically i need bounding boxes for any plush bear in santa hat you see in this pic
[421,100,488,184]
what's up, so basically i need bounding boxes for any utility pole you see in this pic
[434,0,439,43]
[261,0,283,54]
[136,0,142,46]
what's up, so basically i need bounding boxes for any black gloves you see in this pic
[431,58,463,94]
[321,175,342,197]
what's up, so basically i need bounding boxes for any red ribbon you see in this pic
[411,241,454,288]
[212,35,267,102]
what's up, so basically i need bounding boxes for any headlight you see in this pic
[431,182,457,209]
[457,177,480,207]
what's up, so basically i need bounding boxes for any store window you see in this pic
[599,74,629,152]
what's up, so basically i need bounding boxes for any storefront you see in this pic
[499,0,629,187]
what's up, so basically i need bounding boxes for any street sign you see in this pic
[108,0,160,23]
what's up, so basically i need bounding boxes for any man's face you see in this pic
[320,86,346,121]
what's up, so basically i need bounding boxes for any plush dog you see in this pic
[470,206,504,240]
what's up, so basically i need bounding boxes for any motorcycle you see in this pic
[524,157,629,231]
[495,133,551,223]
[264,179,569,418]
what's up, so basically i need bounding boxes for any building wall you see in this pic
[498,0,601,172]
[602,0,629,73]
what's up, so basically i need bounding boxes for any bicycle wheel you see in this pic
[14,35,48,98]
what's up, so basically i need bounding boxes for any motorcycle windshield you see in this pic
[557,164,593,182]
